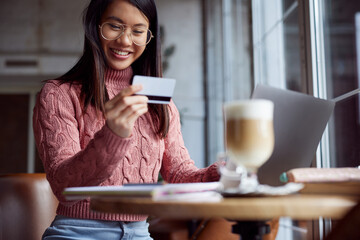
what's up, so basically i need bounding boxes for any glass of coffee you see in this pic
[223,99,274,186]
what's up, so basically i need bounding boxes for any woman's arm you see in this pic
[160,101,223,183]
[33,82,132,202]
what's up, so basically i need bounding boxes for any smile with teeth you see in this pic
[111,49,130,56]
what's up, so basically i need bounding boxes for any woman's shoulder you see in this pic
[168,100,179,114]
[36,80,82,110]
[40,79,81,98]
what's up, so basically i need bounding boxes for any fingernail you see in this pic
[133,84,142,90]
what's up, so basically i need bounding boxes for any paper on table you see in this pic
[63,182,223,202]
[153,191,223,202]
[152,182,222,202]
[63,185,159,200]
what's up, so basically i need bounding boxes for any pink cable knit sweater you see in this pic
[33,67,221,221]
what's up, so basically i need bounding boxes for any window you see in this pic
[252,0,360,169]
[314,0,360,167]
[253,0,302,90]
[251,0,360,238]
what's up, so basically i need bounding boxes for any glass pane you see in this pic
[283,0,296,13]
[284,8,302,91]
[329,94,360,167]
[262,25,286,87]
[262,0,283,35]
[254,2,301,90]
[231,0,252,99]
[322,0,360,167]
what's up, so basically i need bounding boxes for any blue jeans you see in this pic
[42,215,153,240]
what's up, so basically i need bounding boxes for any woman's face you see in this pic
[99,0,149,70]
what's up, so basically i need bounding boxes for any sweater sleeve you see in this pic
[33,82,132,202]
[160,101,222,183]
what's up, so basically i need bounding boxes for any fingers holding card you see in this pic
[132,75,176,104]
[105,85,149,138]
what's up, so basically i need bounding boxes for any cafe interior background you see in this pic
[0,0,359,239]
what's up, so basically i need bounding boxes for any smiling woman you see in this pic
[98,0,149,70]
[31,0,223,239]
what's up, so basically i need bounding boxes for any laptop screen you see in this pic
[251,84,335,186]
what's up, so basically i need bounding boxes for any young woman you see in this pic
[33,0,223,239]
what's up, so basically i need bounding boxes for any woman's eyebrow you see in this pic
[105,16,124,23]
[105,16,148,27]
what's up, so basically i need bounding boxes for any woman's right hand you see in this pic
[105,84,148,138]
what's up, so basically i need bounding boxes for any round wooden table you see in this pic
[91,194,358,221]
[90,194,358,239]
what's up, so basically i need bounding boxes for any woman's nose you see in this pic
[117,30,132,46]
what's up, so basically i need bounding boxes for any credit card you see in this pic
[132,75,176,104]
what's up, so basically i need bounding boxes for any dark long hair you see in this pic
[57,0,169,138]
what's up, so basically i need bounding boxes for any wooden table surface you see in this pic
[90,194,359,221]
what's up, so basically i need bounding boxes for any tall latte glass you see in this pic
[224,100,274,182]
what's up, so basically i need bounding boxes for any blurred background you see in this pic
[0,0,359,239]
[0,0,253,173]
[1,0,359,172]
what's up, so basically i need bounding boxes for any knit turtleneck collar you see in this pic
[105,66,133,89]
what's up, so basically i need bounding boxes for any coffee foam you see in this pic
[224,99,274,120]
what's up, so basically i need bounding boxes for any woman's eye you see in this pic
[109,24,122,31]
[132,28,145,35]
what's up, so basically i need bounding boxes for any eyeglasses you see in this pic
[99,22,154,46]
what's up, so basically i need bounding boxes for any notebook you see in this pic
[251,84,335,186]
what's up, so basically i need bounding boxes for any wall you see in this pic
[0,0,85,77]
[157,0,206,167]
[0,0,87,172]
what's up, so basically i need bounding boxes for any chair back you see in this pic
[0,173,58,240]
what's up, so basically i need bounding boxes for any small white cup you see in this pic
[218,153,244,190]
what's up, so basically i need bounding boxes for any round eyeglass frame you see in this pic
[99,22,154,46]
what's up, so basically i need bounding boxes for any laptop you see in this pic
[251,84,335,186]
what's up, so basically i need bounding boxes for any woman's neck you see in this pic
[105,67,133,88]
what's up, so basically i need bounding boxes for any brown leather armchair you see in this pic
[0,173,58,240]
